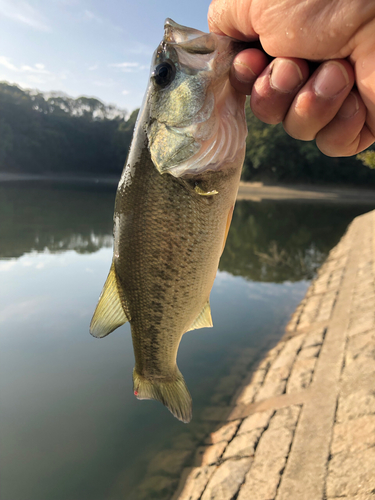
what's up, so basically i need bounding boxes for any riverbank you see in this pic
[173,209,375,500]
[237,181,375,204]
[0,172,119,185]
[2,172,375,204]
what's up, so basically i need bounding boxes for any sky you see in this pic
[0,0,212,113]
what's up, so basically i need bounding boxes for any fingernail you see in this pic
[337,92,359,118]
[233,61,256,84]
[270,59,303,93]
[313,61,350,98]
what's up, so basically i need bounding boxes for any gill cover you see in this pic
[145,19,247,178]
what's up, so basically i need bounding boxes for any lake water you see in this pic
[0,181,372,500]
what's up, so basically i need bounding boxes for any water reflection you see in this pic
[0,183,115,257]
[1,183,372,281]
[0,182,373,500]
[220,199,369,282]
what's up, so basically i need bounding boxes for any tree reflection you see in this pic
[0,182,115,258]
[0,184,371,282]
[219,200,370,282]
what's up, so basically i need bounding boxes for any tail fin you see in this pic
[133,368,192,423]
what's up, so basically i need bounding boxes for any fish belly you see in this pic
[114,144,242,380]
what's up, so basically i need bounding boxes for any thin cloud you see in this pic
[109,62,139,69]
[122,90,130,95]
[84,10,102,23]
[0,56,17,71]
[0,56,50,74]
[88,64,98,71]
[0,0,51,32]
[109,62,148,73]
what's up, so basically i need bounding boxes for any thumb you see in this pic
[208,0,258,40]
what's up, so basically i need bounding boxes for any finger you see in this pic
[283,60,355,141]
[230,49,269,95]
[315,90,373,156]
[250,58,310,124]
[208,0,258,40]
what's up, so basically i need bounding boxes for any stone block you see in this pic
[236,369,267,405]
[251,368,268,385]
[236,383,259,405]
[336,390,375,422]
[201,458,252,500]
[268,405,300,431]
[286,357,316,393]
[340,367,375,399]
[176,466,216,500]
[237,410,274,435]
[237,426,295,500]
[205,419,241,445]
[328,497,375,500]
[346,330,375,363]
[298,345,321,359]
[326,447,375,497]
[268,364,292,382]
[303,328,325,348]
[347,318,374,337]
[331,415,375,455]
[194,442,228,466]
[273,336,304,368]
[223,428,262,459]
[255,379,286,401]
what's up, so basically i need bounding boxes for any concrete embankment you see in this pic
[237,181,375,204]
[173,209,375,500]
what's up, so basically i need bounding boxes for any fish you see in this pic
[90,19,247,423]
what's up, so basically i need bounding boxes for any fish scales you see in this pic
[115,140,241,378]
[90,18,247,423]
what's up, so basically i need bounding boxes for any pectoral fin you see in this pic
[90,262,128,338]
[194,185,218,196]
[187,300,213,332]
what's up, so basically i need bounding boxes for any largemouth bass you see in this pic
[90,19,247,423]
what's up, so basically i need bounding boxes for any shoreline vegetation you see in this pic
[1,82,375,187]
[1,172,375,204]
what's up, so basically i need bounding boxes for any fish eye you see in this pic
[153,61,176,88]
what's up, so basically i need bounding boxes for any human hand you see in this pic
[208,0,375,156]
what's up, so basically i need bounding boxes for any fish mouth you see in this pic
[163,18,251,57]
[146,19,248,179]
[164,18,207,44]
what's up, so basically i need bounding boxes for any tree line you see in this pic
[0,82,374,185]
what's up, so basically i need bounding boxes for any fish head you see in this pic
[145,18,247,178]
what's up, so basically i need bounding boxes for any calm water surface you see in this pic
[0,182,372,500]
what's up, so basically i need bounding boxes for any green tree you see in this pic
[357,150,375,169]
[242,100,375,185]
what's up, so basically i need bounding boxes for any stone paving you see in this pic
[173,210,375,500]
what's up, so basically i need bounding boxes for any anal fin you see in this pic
[90,262,128,338]
[187,300,213,332]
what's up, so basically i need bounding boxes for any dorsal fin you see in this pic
[187,300,213,332]
[90,262,128,338]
